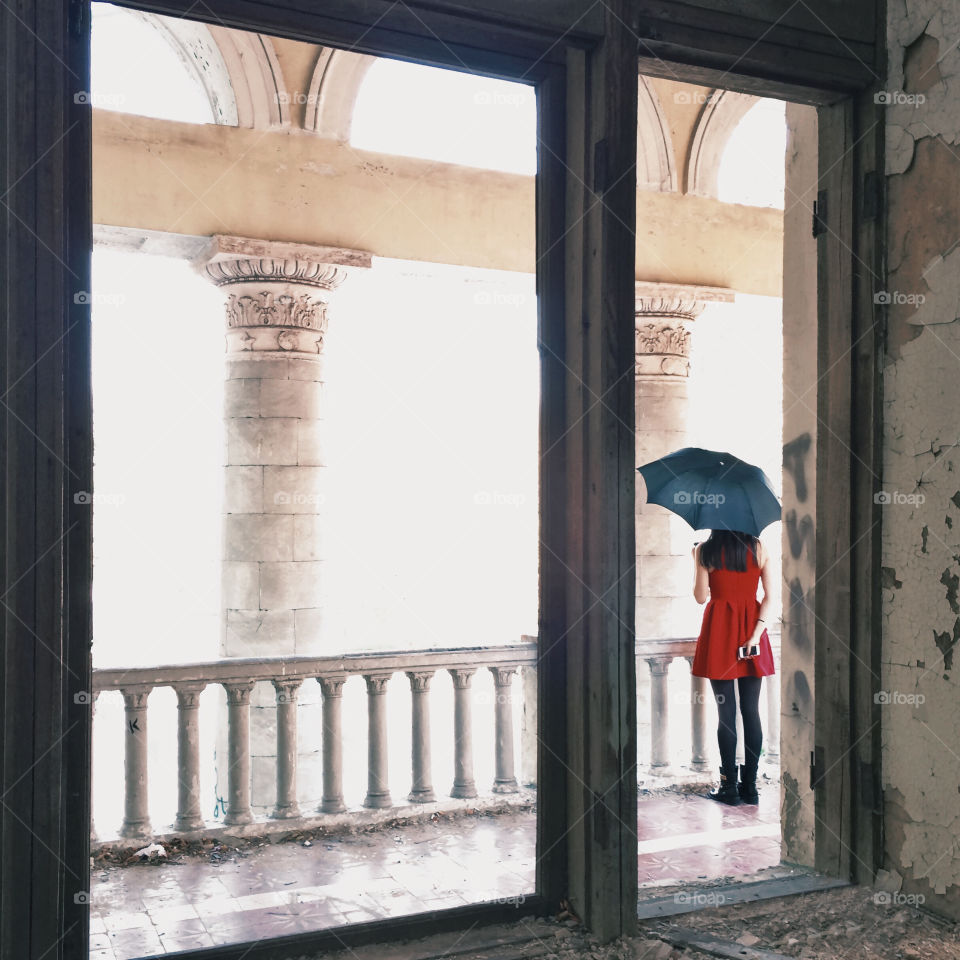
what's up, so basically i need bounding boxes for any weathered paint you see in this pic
[881,0,960,918]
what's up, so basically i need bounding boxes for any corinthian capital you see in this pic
[634,281,734,378]
[195,235,371,357]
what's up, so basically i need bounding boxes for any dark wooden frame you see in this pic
[813,88,886,885]
[0,0,883,957]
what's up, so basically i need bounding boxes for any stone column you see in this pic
[634,283,732,774]
[406,670,436,803]
[174,682,207,831]
[120,686,152,839]
[198,236,370,815]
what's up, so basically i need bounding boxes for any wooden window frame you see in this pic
[0,0,882,956]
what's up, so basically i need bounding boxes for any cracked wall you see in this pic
[780,102,818,867]
[881,0,960,919]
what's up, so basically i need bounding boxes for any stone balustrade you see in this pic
[92,644,534,840]
[91,629,780,841]
[636,628,782,774]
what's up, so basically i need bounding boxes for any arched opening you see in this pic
[349,57,536,174]
[90,3,226,124]
[717,98,787,208]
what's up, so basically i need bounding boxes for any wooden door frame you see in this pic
[0,0,883,956]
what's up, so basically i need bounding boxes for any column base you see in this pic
[270,803,302,820]
[174,815,206,832]
[408,788,437,804]
[223,810,254,826]
[689,760,711,773]
[363,792,393,809]
[647,764,674,777]
[451,781,477,799]
[492,779,519,794]
[119,820,152,839]
[319,797,346,814]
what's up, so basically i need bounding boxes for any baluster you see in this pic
[173,682,207,831]
[318,675,347,813]
[644,656,673,773]
[120,685,152,838]
[489,666,519,793]
[685,658,710,772]
[363,673,393,808]
[406,671,436,803]
[449,668,477,798]
[271,678,302,819]
[223,681,255,825]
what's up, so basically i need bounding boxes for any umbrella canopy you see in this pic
[636,446,781,537]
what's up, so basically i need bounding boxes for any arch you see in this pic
[686,89,759,198]
[131,10,289,128]
[127,10,237,124]
[304,48,377,140]
[637,77,678,192]
[207,27,290,129]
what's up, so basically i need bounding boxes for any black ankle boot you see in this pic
[737,763,759,805]
[707,766,741,805]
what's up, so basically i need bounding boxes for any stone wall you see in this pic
[880,0,960,919]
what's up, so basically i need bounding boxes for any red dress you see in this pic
[691,547,775,680]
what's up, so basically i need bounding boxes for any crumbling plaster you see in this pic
[881,0,960,916]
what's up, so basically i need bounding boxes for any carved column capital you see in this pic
[634,281,734,379]
[363,672,393,696]
[449,667,476,690]
[318,675,347,699]
[173,682,207,709]
[406,670,435,693]
[272,677,303,704]
[196,235,371,358]
[223,680,255,706]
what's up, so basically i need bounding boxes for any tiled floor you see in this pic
[90,786,780,958]
[637,783,781,887]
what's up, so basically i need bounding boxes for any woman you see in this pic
[691,529,775,805]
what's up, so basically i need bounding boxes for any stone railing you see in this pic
[91,629,780,842]
[636,627,781,774]
[92,643,536,841]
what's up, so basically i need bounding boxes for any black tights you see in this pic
[709,676,762,771]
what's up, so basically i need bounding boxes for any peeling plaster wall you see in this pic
[780,102,818,867]
[882,0,960,919]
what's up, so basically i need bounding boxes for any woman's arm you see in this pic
[692,543,710,604]
[749,541,774,641]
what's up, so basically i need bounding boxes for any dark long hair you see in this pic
[699,530,759,572]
